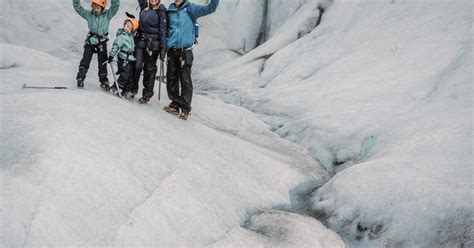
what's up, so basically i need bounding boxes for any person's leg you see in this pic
[166,50,182,109]
[123,62,133,93]
[76,44,94,81]
[179,50,194,113]
[116,59,127,90]
[97,42,109,83]
[132,48,145,94]
[142,51,159,99]
[127,61,135,92]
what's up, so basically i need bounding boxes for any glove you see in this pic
[107,56,114,63]
[159,47,166,61]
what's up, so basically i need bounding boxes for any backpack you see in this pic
[183,6,200,44]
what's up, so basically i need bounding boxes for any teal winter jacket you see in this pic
[73,0,120,45]
[167,0,219,49]
[109,29,136,61]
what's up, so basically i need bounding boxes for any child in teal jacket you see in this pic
[107,15,139,98]
[73,0,120,89]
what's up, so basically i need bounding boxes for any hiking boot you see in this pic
[110,84,118,94]
[77,78,84,88]
[100,82,110,91]
[131,90,138,99]
[179,111,190,120]
[164,105,179,115]
[138,97,150,104]
[121,91,133,100]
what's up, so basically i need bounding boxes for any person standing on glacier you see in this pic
[163,0,219,120]
[73,0,120,89]
[133,0,168,104]
[107,14,139,98]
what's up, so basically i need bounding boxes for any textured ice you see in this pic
[196,0,473,246]
[0,44,331,246]
[1,0,472,246]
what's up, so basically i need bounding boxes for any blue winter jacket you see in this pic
[137,0,168,51]
[109,29,136,61]
[167,0,219,49]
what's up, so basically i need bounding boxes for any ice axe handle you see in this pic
[102,59,117,66]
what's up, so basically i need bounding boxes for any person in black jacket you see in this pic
[133,0,168,104]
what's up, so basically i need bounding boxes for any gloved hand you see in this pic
[159,47,166,61]
[107,56,114,63]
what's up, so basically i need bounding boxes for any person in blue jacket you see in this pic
[133,0,168,104]
[163,0,219,120]
[107,15,139,99]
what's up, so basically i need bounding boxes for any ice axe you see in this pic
[103,60,122,98]
[126,12,137,19]
[21,84,67,90]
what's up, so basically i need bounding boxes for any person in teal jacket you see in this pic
[107,15,139,99]
[72,0,120,89]
[164,0,219,120]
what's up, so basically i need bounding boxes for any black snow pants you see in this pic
[116,58,133,92]
[76,41,109,83]
[132,47,159,98]
[166,48,194,113]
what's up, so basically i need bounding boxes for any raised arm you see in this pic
[189,0,219,19]
[107,0,120,19]
[138,0,148,11]
[72,0,89,19]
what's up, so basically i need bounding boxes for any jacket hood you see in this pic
[116,28,133,37]
[116,28,125,36]
[158,3,167,11]
[148,3,167,11]
[168,0,190,11]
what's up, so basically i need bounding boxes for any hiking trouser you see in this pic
[166,48,194,113]
[116,58,133,92]
[76,41,109,83]
[132,47,159,98]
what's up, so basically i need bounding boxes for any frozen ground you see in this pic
[1,0,473,247]
[1,43,336,246]
[196,0,473,247]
